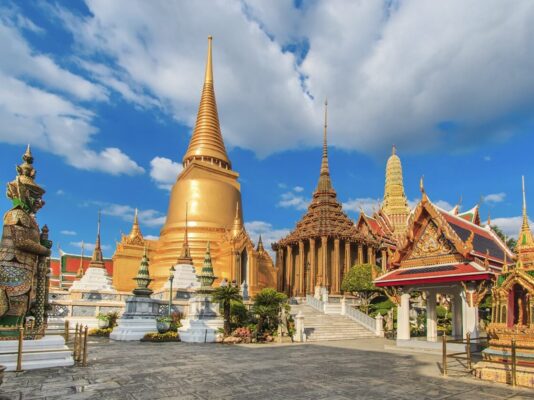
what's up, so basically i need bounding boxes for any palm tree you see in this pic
[252,288,288,336]
[212,285,242,336]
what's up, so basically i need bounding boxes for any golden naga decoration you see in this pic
[0,146,52,336]
[383,286,402,305]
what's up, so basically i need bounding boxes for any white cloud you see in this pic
[93,201,166,228]
[278,191,309,210]
[70,241,111,252]
[245,220,290,258]
[343,197,381,215]
[434,200,454,211]
[484,156,492,162]
[144,235,159,241]
[492,216,534,238]
[0,12,143,176]
[56,189,65,196]
[60,230,77,236]
[483,192,506,204]
[149,157,183,190]
[293,186,304,193]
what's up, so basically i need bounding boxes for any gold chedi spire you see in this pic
[177,203,193,265]
[183,36,231,169]
[256,235,265,252]
[89,211,105,268]
[382,145,410,235]
[517,176,534,257]
[317,99,332,192]
[231,202,243,238]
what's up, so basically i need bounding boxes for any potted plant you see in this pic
[156,316,172,333]
[96,313,110,329]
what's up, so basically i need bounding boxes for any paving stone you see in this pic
[1,337,532,399]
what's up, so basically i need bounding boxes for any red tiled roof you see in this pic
[375,262,493,286]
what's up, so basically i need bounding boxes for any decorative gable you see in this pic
[406,220,455,261]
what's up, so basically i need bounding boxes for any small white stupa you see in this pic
[70,212,115,293]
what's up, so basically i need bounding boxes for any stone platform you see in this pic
[0,335,73,371]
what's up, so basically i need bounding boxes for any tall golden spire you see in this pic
[128,208,142,239]
[89,211,105,268]
[183,36,231,169]
[177,203,192,264]
[382,145,410,235]
[317,99,332,192]
[231,202,242,238]
[518,176,534,250]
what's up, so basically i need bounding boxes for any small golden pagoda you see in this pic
[273,101,380,296]
[476,176,534,386]
[112,36,276,294]
[112,209,156,292]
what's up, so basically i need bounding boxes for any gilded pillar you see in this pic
[381,249,387,271]
[298,240,305,296]
[277,248,284,291]
[344,242,351,275]
[333,238,340,294]
[357,244,363,265]
[309,238,316,291]
[367,247,373,265]
[287,245,294,296]
[321,236,328,287]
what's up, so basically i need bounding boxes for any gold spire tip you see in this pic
[204,35,213,83]
[392,145,396,155]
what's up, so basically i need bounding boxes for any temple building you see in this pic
[272,102,380,297]
[49,252,113,290]
[374,180,514,347]
[111,36,276,295]
[475,177,534,386]
[112,209,156,292]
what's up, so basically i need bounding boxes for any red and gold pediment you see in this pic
[406,220,455,260]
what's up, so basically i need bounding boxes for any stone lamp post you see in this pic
[168,266,175,317]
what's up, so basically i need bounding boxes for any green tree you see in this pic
[252,288,288,336]
[491,224,517,251]
[341,264,382,314]
[212,285,242,336]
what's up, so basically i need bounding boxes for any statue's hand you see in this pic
[40,238,53,250]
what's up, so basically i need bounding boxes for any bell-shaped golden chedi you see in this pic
[147,36,274,291]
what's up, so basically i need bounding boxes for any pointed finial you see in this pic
[205,35,213,83]
[420,175,425,194]
[522,175,527,218]
[503,248,508,273]
[322,98,328,170]
[24,144,33,162]
[392,145,396,155]
[178,202,192,264]
[134,208,138,224]
[257,234,265,252]
[96,209,101,248]
[487,211,491,226]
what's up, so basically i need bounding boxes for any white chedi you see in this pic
[163,262,200,290]
[69,267,115,292]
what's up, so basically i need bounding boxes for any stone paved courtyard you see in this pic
[1,338,533,400]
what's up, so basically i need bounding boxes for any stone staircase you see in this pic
[290,304,376,342]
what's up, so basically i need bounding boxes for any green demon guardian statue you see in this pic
[0,146,52,338]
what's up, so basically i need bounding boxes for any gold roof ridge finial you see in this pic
[183,35,231,169]
[392,144,396,155]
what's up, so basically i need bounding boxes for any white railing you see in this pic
[342,303,384,337]
[306,294,324,312]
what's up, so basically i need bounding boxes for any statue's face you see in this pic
[27,188,45,214]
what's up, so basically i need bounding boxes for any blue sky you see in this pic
[1,0,533,257]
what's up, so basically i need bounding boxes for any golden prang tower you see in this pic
[145,36,275,292]
[381,146,410,237]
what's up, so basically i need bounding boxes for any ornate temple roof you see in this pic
[182,36,231,169]
[122,208,144,246]
[88,211,106,269]
[274,101,367,247]
[375,185,514,287]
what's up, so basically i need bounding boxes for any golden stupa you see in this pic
[112,37,276,294]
